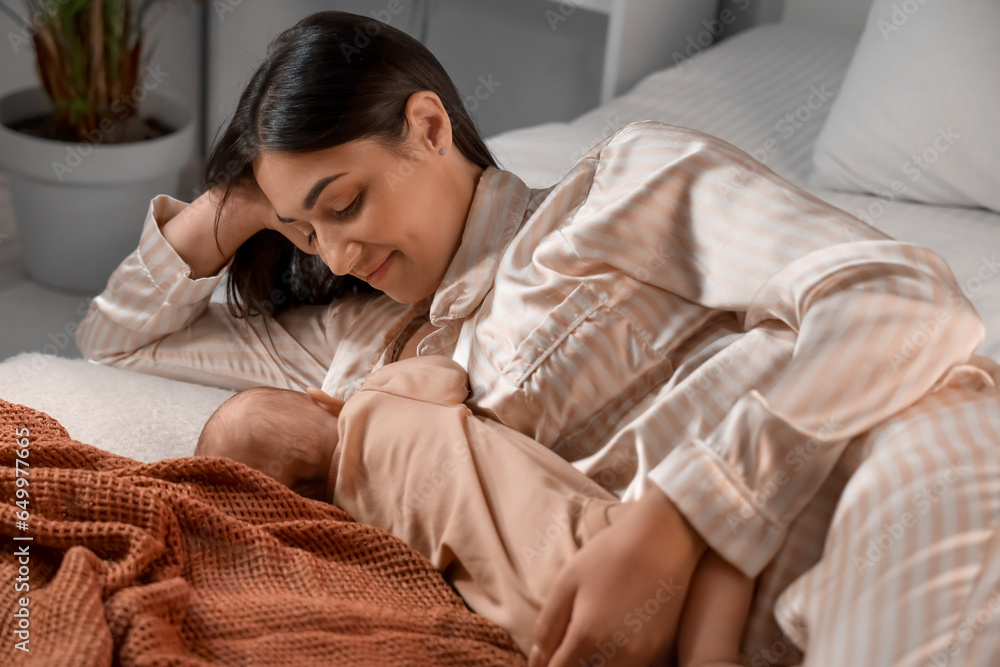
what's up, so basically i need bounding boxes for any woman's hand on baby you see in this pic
[528,486,707,667]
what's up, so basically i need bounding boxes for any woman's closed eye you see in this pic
[300,190,364,247]
[335,190,364,221]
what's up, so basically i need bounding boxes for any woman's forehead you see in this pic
[254,139,388,179]
[254,146,347,181]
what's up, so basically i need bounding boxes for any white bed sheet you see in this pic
[488,22,1000,363]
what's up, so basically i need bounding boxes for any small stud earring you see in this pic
[439,148,446,155]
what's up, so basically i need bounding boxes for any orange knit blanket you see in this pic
[0,398,523,666]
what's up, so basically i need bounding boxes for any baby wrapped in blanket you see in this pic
[195,354,751,666]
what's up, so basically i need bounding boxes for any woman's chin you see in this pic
[382,288,430,304]
[380,280,435,304]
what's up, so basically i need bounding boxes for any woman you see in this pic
[77,10,1000,667]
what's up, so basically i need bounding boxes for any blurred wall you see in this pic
[205,0,606,156]
[717,0,874,41]
[716,0,784,41]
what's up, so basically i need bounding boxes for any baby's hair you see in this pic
[196,386,328,455]
[196,386,337,502]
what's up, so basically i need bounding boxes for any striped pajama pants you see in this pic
[742,360,1000,666]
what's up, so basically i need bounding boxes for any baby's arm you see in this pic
[675,549,755,667]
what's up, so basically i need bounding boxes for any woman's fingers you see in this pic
[306,386,344,416]
[530,488,707,667]
[263,218,316,255]
[529,573,577,667]
[545,601,602,667]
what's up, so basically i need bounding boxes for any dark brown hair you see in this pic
[203,10,499,346]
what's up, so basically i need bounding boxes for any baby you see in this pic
[195,355,753,667]
[195,383,341,502]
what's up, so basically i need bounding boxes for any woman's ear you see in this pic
[306,386,345,416]
[405,90,450,154]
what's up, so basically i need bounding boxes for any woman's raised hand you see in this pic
[221,181,276,235]
[161,182,275,280]
[528,486,707,667]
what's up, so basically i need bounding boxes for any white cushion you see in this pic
[808,0,1000,213]
[0,353,234,462]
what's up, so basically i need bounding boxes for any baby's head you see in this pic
[196,385,344,501]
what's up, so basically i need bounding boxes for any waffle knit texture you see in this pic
[0,398,524,666]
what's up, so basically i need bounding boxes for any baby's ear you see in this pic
[306,386,345,416]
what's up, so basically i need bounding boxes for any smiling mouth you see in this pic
[357,255,389,278]
[359,252,395,284]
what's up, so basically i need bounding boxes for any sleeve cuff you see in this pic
[648,434,787,578]
[136,194,228,304]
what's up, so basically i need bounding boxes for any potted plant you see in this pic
[0,0,197,293]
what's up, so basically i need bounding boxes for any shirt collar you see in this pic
[428,166,532,324]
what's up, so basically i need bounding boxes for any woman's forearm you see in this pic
[675,550,754,667]
[160,189,263,280]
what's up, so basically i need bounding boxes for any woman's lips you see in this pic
[367,251,394,286]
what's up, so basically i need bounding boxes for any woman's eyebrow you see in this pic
[303,173,348,210]
[275,172,349,223]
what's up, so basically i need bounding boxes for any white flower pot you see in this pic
[0,88,195,293]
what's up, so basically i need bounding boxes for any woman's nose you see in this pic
[319,237,362,277]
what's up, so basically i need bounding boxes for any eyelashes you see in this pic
[306,189,364,248]
[335,190,364,220]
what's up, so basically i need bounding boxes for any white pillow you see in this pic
[0,353,234,462]
[809,0,1000,213]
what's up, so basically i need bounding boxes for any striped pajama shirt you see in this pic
[76,120,1000,666]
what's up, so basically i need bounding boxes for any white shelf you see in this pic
[546,0,719,105]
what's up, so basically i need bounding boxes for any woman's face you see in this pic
[252,92,485,304]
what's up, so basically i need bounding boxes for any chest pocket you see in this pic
[496,279,675,458]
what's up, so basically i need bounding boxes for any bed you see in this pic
[2,0,996,460]
[1,0,997,664]
[485,17,1000,366]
